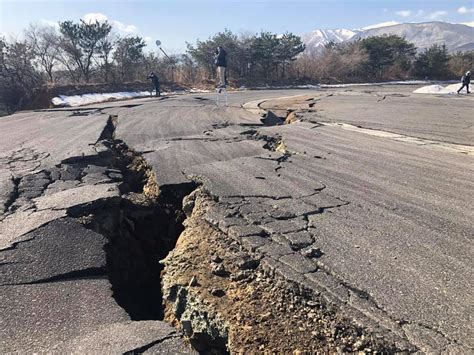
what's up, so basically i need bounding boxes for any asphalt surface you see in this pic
[0,85,472,352]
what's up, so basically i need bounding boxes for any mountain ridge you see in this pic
[302,21,474,53]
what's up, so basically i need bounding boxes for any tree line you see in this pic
[1,19,473,113]
[297,36,472,83]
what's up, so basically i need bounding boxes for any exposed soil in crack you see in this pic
[161,190,407,353]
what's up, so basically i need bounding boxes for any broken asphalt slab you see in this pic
[0,218,107,286]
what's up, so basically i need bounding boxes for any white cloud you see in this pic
[82,13,108,24]
[395,10,412,18]
[428,10,448,20]
[112,20,138,34]
[81,12,138,34]
[458,6,474,14]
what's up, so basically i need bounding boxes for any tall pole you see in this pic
[156,40,174,82]
[159,47,171,60]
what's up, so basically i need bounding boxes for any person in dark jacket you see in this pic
[148,72,161,97]
[457,70,471,94]
[214,46,227,88]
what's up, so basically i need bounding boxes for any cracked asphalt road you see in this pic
[0,84,472,352]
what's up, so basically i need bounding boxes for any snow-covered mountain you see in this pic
[303,22,474,53]
[301,29,360,51]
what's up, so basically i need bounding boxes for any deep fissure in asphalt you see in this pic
[70,115,198,320]
[102,182,197,320]
[90,117,232,353]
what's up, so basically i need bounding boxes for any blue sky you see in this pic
[1,0,473,52]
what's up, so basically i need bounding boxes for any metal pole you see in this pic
[159,47,174,81]
[159,47,171,60]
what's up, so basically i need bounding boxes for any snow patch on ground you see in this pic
[52,91,154,107]
[52,88,211,107]
[413,83,466,94]
[189,88,211,93]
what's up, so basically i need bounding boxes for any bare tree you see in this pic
[0,37,43,112]
[25,24,61,83]
[448,51,473,78]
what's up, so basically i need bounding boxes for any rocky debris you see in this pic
[189,276,199,287]
[236,257,259,270]
[302,246,324,258]
[211,263,228,277]
[230,270,253,282]
[182,188,200,217]
[210,288,226,297]
[211,254,223,263]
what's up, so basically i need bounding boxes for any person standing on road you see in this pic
[148,72,161,97]
[457,70,471,94]
[214,46,227,89]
